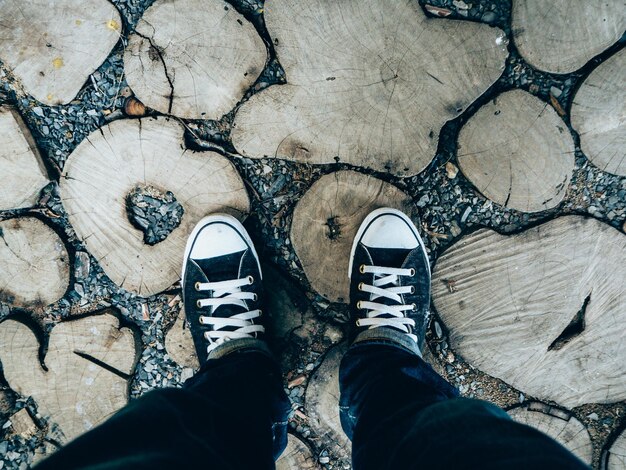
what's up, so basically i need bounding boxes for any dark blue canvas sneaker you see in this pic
[182,214,265,364]
[348,207,431,354]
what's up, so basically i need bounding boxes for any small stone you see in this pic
[434,320,443,339]
[550,86,562,98]
[33,106,44,117]
[481,11,497,22]
[6,408,38,438]
[519,393,525,403]
[587,412,599,421]
[319,456,330,464]
[445,162,459,179]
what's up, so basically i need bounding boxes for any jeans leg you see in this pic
[35,345,290,470]
[339,339,589,470]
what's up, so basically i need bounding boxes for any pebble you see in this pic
[319,456,330,464]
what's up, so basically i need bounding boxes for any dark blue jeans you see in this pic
[36,340,588,469]
[339,341,589,469]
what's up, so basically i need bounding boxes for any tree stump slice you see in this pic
[607,428,626,469]
[571,49,626,176]
[432,216,626,408]
[59,118,250,296]
[508,403,592,464]
[291,170,416,303]
[0,107,49,209]
[512,0,626,74]
[0,0,122,105]
[124,0,266,119]
[457,90,574,212]
[305,342,351,463]
[165,309,200,370]
[0,218,69,308]
[232,0,508,176]
[0,313,137,443]
[276,434,319,470]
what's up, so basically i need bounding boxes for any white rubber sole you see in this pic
[348,207,430,278]
[181,214,262,283]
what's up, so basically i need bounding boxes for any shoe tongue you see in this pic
[194,250,246,283]
[194,250,248,320]
[365,247,411,268]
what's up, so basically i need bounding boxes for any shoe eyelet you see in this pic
[359,264,366,274]
[258,310,263,317]
[358,282,364,291]
[194,282,201,291]
[409,268,416,277]
[247,275,254,285]
[356,301,363,309]
[198,316,204,325]
[196,300,202,309]
[410,286,415,294]
[253,293,258,301]
[411,303,417,311]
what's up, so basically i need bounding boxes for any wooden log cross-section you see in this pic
[0,217,69,309]
[0,312,138,444]
[0,107,49,210]
[457,90,574,213]
[571,49,626,177]
[304,343,351,465]
[232,0,508,176]
[290,170,417,303]
[432,216,626,408]
[59,118,250,297]
[512,0,626,74]
[606,427,626,470]
[124,0,266,119]
[508,403,592,465]
[0,0,122,105]
[276,435,319,470]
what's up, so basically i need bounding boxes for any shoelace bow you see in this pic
[195,275,264,353]
[356,265,418,343]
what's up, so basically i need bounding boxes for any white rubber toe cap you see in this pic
[190,222,247,259]
[361,212,419,249]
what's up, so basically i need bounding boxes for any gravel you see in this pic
[1,0,624,468]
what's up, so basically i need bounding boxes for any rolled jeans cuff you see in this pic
[207,337,273,360]
[352,327,422,357]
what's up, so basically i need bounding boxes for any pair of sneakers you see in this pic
[182,208,430,364]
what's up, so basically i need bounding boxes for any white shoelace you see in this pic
[356,265,418,343]
[196,276,264,353]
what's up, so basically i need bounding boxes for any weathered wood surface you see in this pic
[0,313,137,443]
[304,343,351,463]
[508,403,592,464]
[0,107,49,210]
[432,216,626,408]
[291,170,416,303]
[571,49,626,176]
[59,118,250,296]
[276,434,319,470]
[457,90,574,212]
[0,0,122,104]
[5,408,39,439]
[232,0,508,176]
[124,0,266,119]
[607,427,626,469]
[512,0,626,74]
[165,309,200,370]
[0,217,69,308]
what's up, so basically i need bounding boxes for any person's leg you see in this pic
[36,344,290,469]
[341,208,589,469]
[36,214,290,469]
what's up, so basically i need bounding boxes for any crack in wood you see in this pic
[72,350,132,380]
[548,292,591,352]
